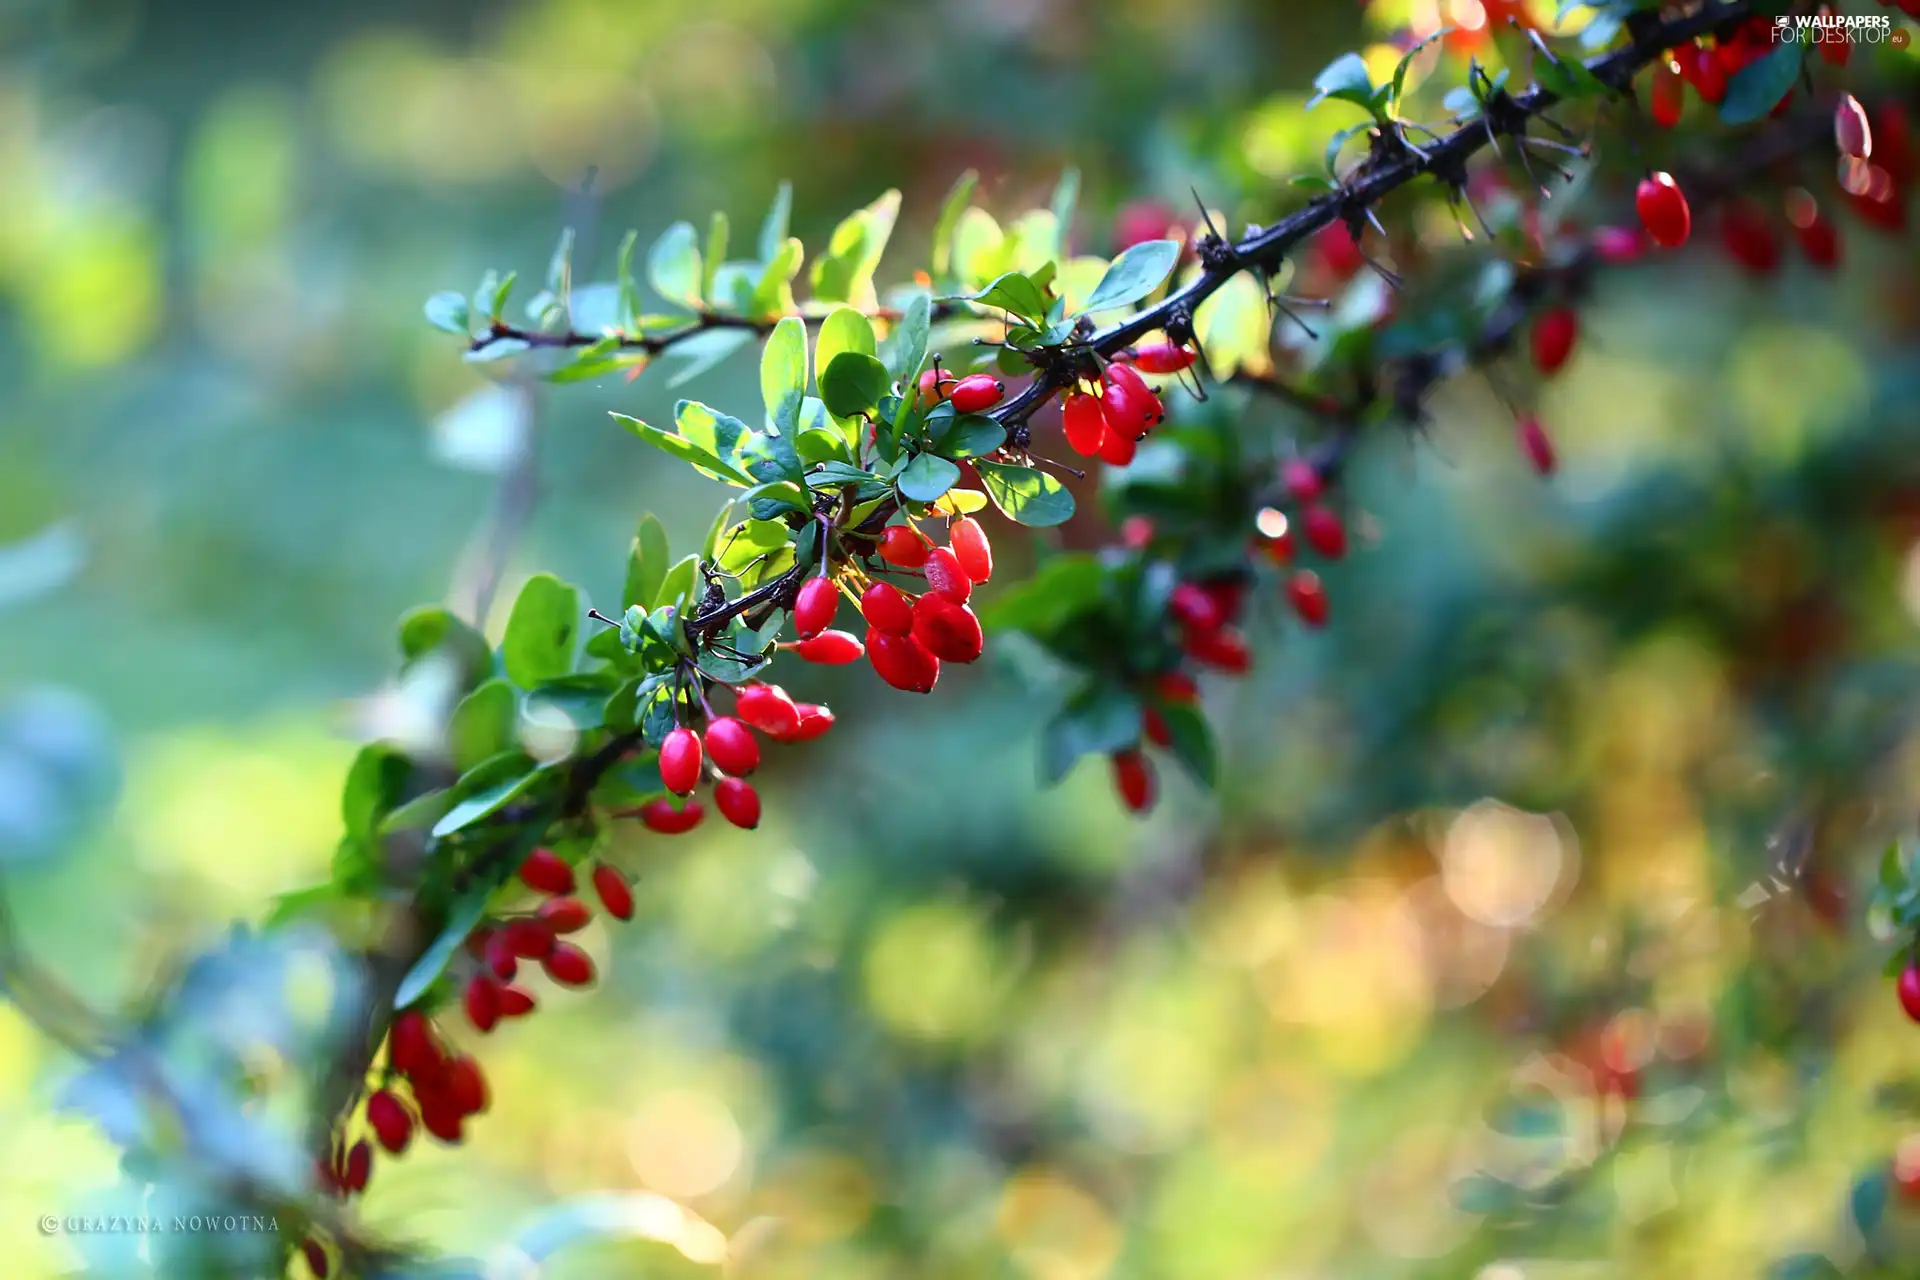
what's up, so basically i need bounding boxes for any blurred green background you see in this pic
[4,0,1920,1275]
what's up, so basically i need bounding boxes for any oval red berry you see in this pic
[714,776,762,829]
[659,726,704,795]
[860,581,915,636]
[704,716,761,777]
[793,576,839,640]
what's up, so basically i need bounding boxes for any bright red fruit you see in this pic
[1530,307,1578,375]
[343,1140,371,1194]
[1098,425,1137,467]
[388,1011,437,1077]
[917,368,949,403]
[444,1055,489,1116]
[1315,221,1366,281]
[793,576,839,640]
[1900,965,1920,1022]
[543,942,595,986]
[1155,672,1199,703]
[949,517,993,583]
[1143,706,1172,747]
[704,716,761,777]
[537,897,592,934]
[592,863,634,921]
[1682,45,1726,104]
[636,797,703,834]
[495,985,536,1017]
[463,974,500,1032]
[484,931,518,981]
[1063,391,1107,456]
[1201,580,1245,626]
[1112,749,1156,813]
[418,1095,464,1144]
[714,776,762,828]
[367,1089,412,1154]
[1282,459,1323,503]
[302,1239,330,1277]
[1300,505,1346,559]
[792,630,866,664]
[948,374,1005,413]
[1101,363,1162,438]
[1836,93,1872,162]
[787,704,835,741]
[911,594,985,663]
[1185,627,1250,674]
[1288,572,1329,628]
[868,630,941,693]
[860,581,915,636]
[879,525,930,568]
[504,917,555,960]
[1636,172,1691,248]
[923,546,973,605]
[1649,57,1683,129]
[1131,339,1196,373]
[659,726,704,794]
[1169,583,1223,632]
[735,683,801,738]
[518,848,574,896]
[1518,415,1556,476]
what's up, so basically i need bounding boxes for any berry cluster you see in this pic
[1061,349,1175,466]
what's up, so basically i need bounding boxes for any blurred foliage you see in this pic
[2,0,1920,1277]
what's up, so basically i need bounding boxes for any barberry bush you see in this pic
[4,1,1920,1276]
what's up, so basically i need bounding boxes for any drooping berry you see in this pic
[1529,307,1579,375]
[948,374,1005,413]
[1201,580,1245,626]
[388,1011,437,1078]
[792,630,866,664]
[543,942,595,987]
[868,630,941,693]
[793,576,840,640]
[518,848,575,896]
[1282,459,1323,503]
[659,726,704,794]
[464,974,500,1032]
[1100,363,1162,439]
[787,704,835,742]
[713,776,762,829]
[1131,339,1196,374]
[1098,425,1137,467]
[444,1054,490,1116]
[735,683,802,738]
[1184,626,1250,674]
[343,1140,372,1194]
[1636,172,1691,249]
[635,797,704,835]
[495,985,536,1017]
[911,594,985,663]
[878,524,931,568]
[483,930,518,980]
[860,581,915,636]
[704,716,761,777]
[592,863,634,921]
[949,517,993,583]
[1063,390,1107,457]
[366,1089,413,1154]
[302,1238,330,1277]
[1719,200,1779,274]
[1155,672,1199,703]
[1315,221,1366,281]
[1288,572,1329,628]
[503,917,555,960]
[1836,93,1873,162]
[418,1093,465,1144]
[923,546,973,605]
[1518,415,1556,476]
[1682,45,1726,105]
[1169,583,1223,632]
[1112,749,1156,813]
[1300,505,1346,560]
[1649,57,1684,129]
[537,897,593,934]
[1143,706,1172,748]
[1900,964,1920,1023]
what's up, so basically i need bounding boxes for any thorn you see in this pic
[1275,301,1321,340]
[1028,453,1087,480]
[1190,186,1223,240]
[587,609,622,629]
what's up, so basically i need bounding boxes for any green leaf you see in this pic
[702,212,728,303]
[931,169,978,281]
[976,461,1075,527]
[654,554,698,612]
[897,452,962,503]
[759,315,809,485]
[394,887,493,1011]
[502,573,580,688]
[1720,42,1801,127]
[1852,1169,1889,1239]
[819,351,891,419]
[614,229,641,330]
[1391,28,1448,107]
[1077,240,1179,316]
[1882,840,1908,894]
[546,226,575,295]
[424,291,470,335]
[1308,51,1376,110]
[1767,1255,1845,1280]
[1158,702,1217,788]
[676,398,760,481]
[934,414,1005,459]
[697,647,769,684]
[964,271,1050,325]
[811,190,901,306]
[1041,684,1143,784]
[396,605,490,675]
[614,412,750,486]
[646,221,703,309]
[815,307,878,389]
[625,514,670,612]
[342,744,408,839]
[430,769,542,838]
[883,291,932,383]
[450,679,517,772]
[758,181,792,263]
[264,882,339,929]
[984,554,1104,634]
[752,236,804,318]
[377,787,455,836]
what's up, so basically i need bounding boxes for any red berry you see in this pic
[592,863,634,921]
[1682,45,1726,104]
[1100,363,1161,439]
[1184,626,1250,674]
[1114,199,1176,251]
[302,1239,330,1277]
[659,726,704,794]
[444,1054,489,1116]
[388,1011,437,1078]
[1649,57,1684,129]
[1097,423,1137,467]
[366,1089,413,1155]
[1592,225,1647,264]
[1899,964,1920,1023]
[1288,572,1329,628]
[495,985,536,1017]
[1518,415,1556,476]
[484,931,518,981]
[911,594,985,664]
[1315,221,1366,281]
[879,525,930,568]
[1155,672,1199,703]
[1120,516,1155,548]
[343,1139,372,1194]
[537,897,592,934]
[1636,172,1691,249]
[714,776,762,829]
[1300,505,1346,560]
[635,796,703,835]
[464,974,500,1032]
[543,942,595,986]
[418,1094,464,1144]
[1143,706,1172,747]
[1719,200,1779,274]
[735,683,801,738]
[1201,581,1245,626]
[1063,390,1107,456]
[1168,583,1223,631]
[949,516,993,583]
[917,368,949,403]
[793,576,839,640]
[786,704,835,741]
[503,917,555,960]
[1795,212,1840,269]
[1530,307,1578,375]
[792,630,866,664]
[1282,459,1323,503]
[518,848,574,896]
[1259,529,1294,565]
[704,716,760,777]
[1112,749,1156,813]
[860,581,915,636]
[1836,93,1872,162]
[1131,339,1196,373]
[868,629,941,693]
[923,546,973,605]
[948,374,1005,413]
